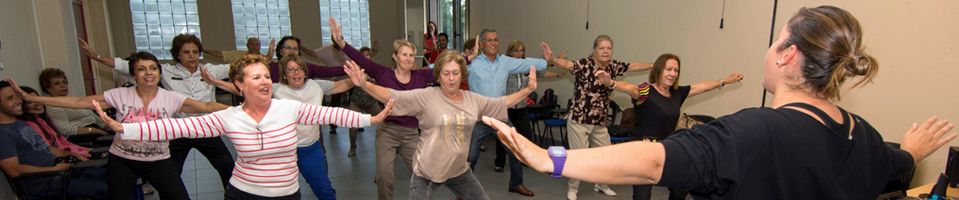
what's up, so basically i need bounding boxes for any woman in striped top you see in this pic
[95,54,393,200]
[9,51,230,200]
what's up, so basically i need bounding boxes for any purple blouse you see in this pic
[343,43,434,128]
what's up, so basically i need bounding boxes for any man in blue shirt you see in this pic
[466,29,549,197]
[0,81,107,199]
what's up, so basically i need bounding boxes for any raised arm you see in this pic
[329,17,392,77]
[78,38,115,67]
[344,61,391,103]
[688,73,743,97]
[179,98,231,114]
[595,71,643,100]
[482,116,665,185]
[541,43,573,71]
[7,78,110,110]
[200,66,240,95]
[264,38,276,60]
[505,67,538,107]
[301,43,318,58]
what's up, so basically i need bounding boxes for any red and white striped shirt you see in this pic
[120,99,371,197]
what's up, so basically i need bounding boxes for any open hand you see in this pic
[92,100,123,133]
[77,38,96,58]
[328,17,346,48]
[540,43,554,63]
[594,71,612,85]
[482,116,552,173]
[901,117,956,163]
[526,67,538,91]
[199,66,216,85]
[724,73,744,84]
[5,78,36,102]
[371,99,394,125]
[343,61,368,88]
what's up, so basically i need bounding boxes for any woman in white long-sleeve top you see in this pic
[93,54,393,200]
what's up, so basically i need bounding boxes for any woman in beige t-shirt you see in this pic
[344,51,537,200]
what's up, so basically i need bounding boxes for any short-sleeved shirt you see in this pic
[658,104,914,199]
[631,83,691,140]
[272,80,335,147]
[568,58,629,126]
[0,120,58,193]
[389,87,508,182]
[103,87,187,161]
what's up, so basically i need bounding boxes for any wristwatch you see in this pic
[547,146,567,178]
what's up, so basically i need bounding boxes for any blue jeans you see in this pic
[298,142,335,200]
[34,167,109,199]
[467,121,524,189]
[409,169,489,200]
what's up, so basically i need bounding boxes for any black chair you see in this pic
[607,101,632,144]
[541,99,572,148]
[4,159,107,200]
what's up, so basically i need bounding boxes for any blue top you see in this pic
[466,53,547,98]
[0,120,58,195]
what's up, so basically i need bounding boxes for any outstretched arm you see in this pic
[482,116,666,185]
[94,101,225,140]
[595,71,642,100]
[627,62,654,72]
[328,79,355,95]
[7,78,110,110]
[541,43,573,71]
[688,73,744,97]
[180,98,231,114]
[203,49,224,58]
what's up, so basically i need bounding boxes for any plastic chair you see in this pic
[607,101,632,144]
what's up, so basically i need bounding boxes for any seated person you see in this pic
[16,86,92,157]
[38,68,111,137]
[0,81,107,199]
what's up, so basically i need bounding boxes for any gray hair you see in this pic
[479,29,497,41]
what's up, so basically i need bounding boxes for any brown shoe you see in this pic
[508,185,535,197]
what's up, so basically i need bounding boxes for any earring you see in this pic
[776,60,781,65]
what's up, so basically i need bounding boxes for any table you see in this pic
[906,183,959,197]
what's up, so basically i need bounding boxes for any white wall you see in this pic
[471,0,959,185]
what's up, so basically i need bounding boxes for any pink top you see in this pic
[120,99,371,197]
[103,87,187,161]
[24,118,91,157]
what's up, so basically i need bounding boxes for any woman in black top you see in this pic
[484,5,955,199]
[596,53,741,200]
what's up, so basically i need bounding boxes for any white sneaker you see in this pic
[593,185,617,197]
[567,191,577,200]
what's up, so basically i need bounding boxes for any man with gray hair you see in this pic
[464,29,551,197]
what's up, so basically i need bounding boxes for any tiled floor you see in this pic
[144,125,680,200]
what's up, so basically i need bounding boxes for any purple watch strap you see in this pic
[551,156,566,178]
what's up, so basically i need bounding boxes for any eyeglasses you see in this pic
[285,68,304,73]
[256,126,264,150]
[282,46,299,50]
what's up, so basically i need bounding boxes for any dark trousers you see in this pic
[168,137,235,188]
[224,184,300,200]
[496,108,533,167]
[632,185,689,200]
[106,154,190,200]
[33,167,108,200]
[468,122,525,189]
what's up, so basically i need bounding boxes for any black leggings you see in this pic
[168,137,236,188]
[106,154,190,200]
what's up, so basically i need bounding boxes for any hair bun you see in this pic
[847,53,872,76]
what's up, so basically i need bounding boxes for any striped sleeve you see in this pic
[633,82,651,106]
[295,103,371,128]
[119,113,227,141]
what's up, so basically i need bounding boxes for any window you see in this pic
[319,0,371,48]
[231,0,291,53]
[129,0,200,60]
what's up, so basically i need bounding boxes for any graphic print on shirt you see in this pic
[18,125,50,153]
[113,104,174,157]
[442,112,468,147]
